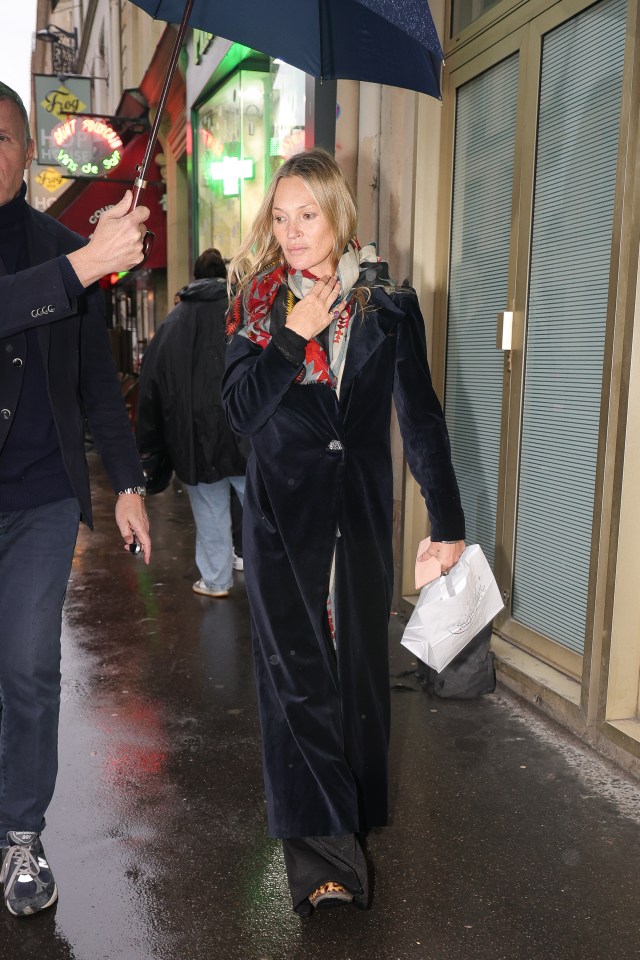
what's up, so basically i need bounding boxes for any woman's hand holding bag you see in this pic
[403,542,503,672]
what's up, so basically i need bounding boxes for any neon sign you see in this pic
[50,117,124,177]
[207,156,254,196]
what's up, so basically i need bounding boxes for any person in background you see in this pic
[137,248,246,597]
[0,81,150,917]
[223,148,465,916]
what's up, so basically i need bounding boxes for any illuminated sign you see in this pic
[50,117,123,177]
[207,155,254,196]
[270,128,305,160]
[35,167,68,193]
[199,127,223,157]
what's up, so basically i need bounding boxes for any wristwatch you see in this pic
[118,486,147,498]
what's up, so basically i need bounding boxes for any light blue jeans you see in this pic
[185,477,245,592]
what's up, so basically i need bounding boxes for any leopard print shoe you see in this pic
[308,881,354,910]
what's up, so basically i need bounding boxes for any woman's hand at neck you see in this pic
[284,275,344,341]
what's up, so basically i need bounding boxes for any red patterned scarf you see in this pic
[228,241,379,393]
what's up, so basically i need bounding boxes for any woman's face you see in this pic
[272,175,336,277]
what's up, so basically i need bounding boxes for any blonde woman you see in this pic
[223,148,465,916]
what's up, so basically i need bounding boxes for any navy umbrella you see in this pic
[130,0,444,97]
[127,0,443,253]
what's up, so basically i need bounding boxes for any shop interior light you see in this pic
[242,86,262,105]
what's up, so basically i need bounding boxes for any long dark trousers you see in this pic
[0,499,79,840]
[282,834,369,914]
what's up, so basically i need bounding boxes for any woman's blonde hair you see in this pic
[229,148,357,297]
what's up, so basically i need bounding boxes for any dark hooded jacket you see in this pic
[222,273,465,839]
[136,277,246,485]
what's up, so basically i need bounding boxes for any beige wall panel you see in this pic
[607,261,640,720]
[401,90,442,595]
[335,80,359,195]
[378,87,417,284]
[355,82,381,251]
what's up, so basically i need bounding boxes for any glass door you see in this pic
[443,0,628,673]
[445,52,520,570]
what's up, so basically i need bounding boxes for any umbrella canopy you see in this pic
[129,0,444,98]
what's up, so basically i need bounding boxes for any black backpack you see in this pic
[416,621,496,699]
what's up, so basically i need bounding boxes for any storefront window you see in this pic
[195,62,306,261]
[269,60,306,162]
[451,0,502,35]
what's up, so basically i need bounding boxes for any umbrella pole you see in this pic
[131,0,195,212]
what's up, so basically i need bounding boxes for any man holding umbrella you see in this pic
[0,81,150,917]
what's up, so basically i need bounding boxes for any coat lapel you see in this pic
[339,287,403,396]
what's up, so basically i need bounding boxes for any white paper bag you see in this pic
[401,544,503,673]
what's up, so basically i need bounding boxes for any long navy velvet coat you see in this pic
[222,281,465,839]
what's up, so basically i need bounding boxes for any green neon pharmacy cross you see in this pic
[208,155,255,196]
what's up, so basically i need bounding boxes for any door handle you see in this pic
[496,310,513,350]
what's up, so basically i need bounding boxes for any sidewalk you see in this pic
[2,454,639,960]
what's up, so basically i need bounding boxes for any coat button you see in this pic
[4,343,13,353]
[327,439,343,451]
[12,357,23,367]
[1,409,11,420]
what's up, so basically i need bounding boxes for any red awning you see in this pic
[50,134,167,270]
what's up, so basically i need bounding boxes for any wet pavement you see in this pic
[2,453,640,960]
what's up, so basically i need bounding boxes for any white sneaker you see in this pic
[1,832,58,916]
[232,551,244,571]
[192,579,229,598]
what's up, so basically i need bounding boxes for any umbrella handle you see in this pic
[130,169,155,266]
[130,172,147,212]
[140,231,155,264]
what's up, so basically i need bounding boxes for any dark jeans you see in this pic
[0,499,79,840]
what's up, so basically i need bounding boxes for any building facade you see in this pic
[30,0,640,773]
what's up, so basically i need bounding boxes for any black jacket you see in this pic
[0,205,144,526]
[136,277,246,485]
